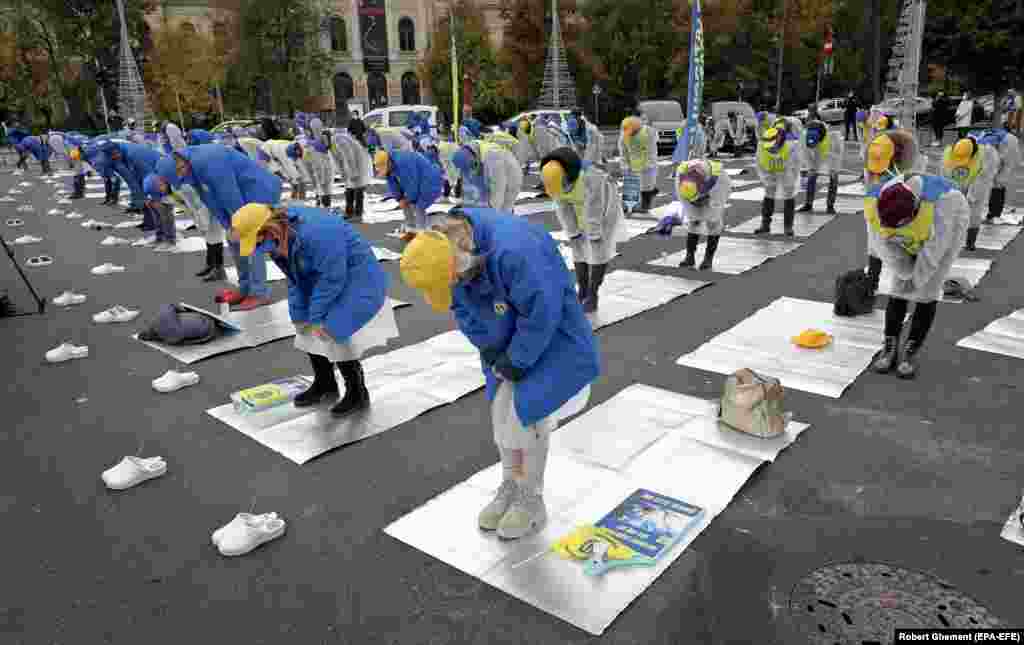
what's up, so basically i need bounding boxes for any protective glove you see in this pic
[312,141,330,154]
[647,214,682,236]
[492,353,526,382]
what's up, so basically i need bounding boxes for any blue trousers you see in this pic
[152,203,175,242]
[228,238,269,298]
[104,175,121,200]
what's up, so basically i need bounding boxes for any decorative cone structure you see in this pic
[537,0,577,110]
[883,0,926,132]
[115,0,151,126]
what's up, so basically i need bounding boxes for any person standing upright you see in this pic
[844,92,859,142]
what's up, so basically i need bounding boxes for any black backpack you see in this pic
[834,270,875,317]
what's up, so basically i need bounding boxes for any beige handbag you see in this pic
[719,369,786,439]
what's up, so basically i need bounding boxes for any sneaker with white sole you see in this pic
[65,211,83,219]
[100,236,130,246]
[12,235,42,244]
[57,199,72,205]
[45,342,89,363]
[93,306,140,324]
[152,370,200,393]
[52,291,86,307]
[0,197,13,202]
[212,512,280,547]
[47,209,65,216]
[131,237,155,247]
[496,489,548,540]
[90,263,126,275]
[101,456,167,490]
[478,479,520,531]
[16,205,34,213]
[216,512,287,556]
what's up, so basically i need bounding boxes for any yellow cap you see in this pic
[541,160,566,198]
[373,149,390,177]
[761,127,779,142]
[875,115,890,130]
[866,134,895,174]
[400,231,455,312]
[791,329,833,349]
[679,179,699,202]
[621,116,642,138]
[518,119,531,134]
[231,203,274,257]
[948,138,976,168]
[69,147,81,161]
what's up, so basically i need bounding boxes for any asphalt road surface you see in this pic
[2,143,1023,645]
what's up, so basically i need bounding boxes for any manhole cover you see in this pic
[789,562,1004,645]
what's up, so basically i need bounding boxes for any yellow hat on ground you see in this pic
[232,203,274,257]
[947,138,976,169]
[373,149,390,177]
[866,134,895,174]
[792,329,833,349]
[69,147,81,161]
[400,231,455,312]
[621,116,642,138]
[541,159,566,198]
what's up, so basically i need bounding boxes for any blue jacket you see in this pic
[23,136,50,161]
[451,208,600,426]
[176,144,283,228]
[188,129,214,145]
[270,206,389,340]
[103,142,161,195]
[386,150,442,211]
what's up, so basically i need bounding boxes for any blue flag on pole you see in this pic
[675,0,704,163]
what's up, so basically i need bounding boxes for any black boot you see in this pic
[583,263,607,314]
[352,188,365,221]
[872,336,900,373]
[70,175,85,199]
[866,255,883,298]
[754,198,774,234]
[826,174,839,214]
[896,339,921,379]
[783,198,796,236]
[679,233,699,267]
[202,244,227,282]
[699,235,719,270]
[331,360,370,417]
[295,354,340,406]
[987,186,1006,221]
[574,263,590,302]
[799,174,817,212]
[196,244,216,277]
[965,227,979,251]
[344,189,355,219]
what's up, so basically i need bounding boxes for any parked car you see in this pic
[497,109,572,134]
[211,119,262,135]
[710,101,758,154]
[872,96,933,124]
[793,97,847,124]
[362,104,442,136]
[635,99,685,154]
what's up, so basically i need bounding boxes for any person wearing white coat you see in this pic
[619,116,659,212]
[799,120,845,214]
[516,117,565,185]
[940,137,999,250]
[288,137,334,208]
[754,126,802,235]
[567,111,605,165]
[162,122,186,152]
[261,139,310,200]
[675,158,731,271]
[450,141,524,212]
[331,129,371,221]
[976,129,1022,222]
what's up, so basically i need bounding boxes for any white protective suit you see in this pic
[618,124,659,191]
[572,120,605,165]
[678,160,731,236]
[261,139,310,187]
[331,131,371,189]
[172,183,223,244]
[517,121,566,168]
[940,143,999,227]
[462,141,523,212]
[373,127,414,152]
[164,123,186,151]
[236,137,266,165]
[756,137,802,200]
[298,133,334,199]
[992,132,1022,188]
[553,163,625,265]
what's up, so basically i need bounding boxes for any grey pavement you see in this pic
[2,150,1023,645]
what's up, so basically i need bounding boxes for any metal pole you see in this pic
[815,63,822,105]
[872,0,881,104]
[175,91,185,132]
[775,0,787,114]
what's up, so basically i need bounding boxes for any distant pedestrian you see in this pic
[844,92,859,141]
[955,92,973,139]
[931,92,949,147]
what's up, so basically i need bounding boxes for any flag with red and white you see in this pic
[822,25,834,76]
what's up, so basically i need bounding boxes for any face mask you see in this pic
[254,238,278,255]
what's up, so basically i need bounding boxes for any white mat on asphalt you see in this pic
[675,296,885,398]
[550,219,652,244]
[207,328,483,464]
[729,213,835,237]
[515,201,556,216]
[976,224,1023,251]
[225,260,287,286]
[648,237,801,275]
[956,308,1024,360]
[385,383,809,635]
[1001,495,1024,547]
[878,257,992,303]
[587,270,710,330]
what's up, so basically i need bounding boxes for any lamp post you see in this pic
[775,0,787,114]
[592,84,601,124]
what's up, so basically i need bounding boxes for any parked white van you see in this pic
[361,105,442,136]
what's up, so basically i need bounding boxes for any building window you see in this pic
[398,17,415,52]
[330,17,346,52]
[334,72,354,120]
[401,72,420,105]
[367,72,388,108]
[180,21,196,35]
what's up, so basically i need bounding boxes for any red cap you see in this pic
[877,181,917,228]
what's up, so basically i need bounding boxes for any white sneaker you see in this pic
[100,235,130,246]
[18,182,33,187]
[8,188,23,194]
[0,196,15,202]
[131,236,155,247]
[496,489,548,540]
[45,342,89,363]
[65,211,83,219]
[52,291,86,307]
[93,306,140,324]
[152,370,200,393]
[80,219,98,228]
[152,242,177,253]
[47,208,65,216]
[215,512,286,556]
[12,235,42,244]
[16,205,35,212]
[212,512,280,547]
[91,263,126,275]
[101,456,167,490]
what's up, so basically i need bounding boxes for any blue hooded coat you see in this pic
[385,150,443,211]
[270,206,389,339]
[450,208,600,426]
[174,144,283,228]
[22,136,51,161]
[101,141,161,197]
[188,129,214,145]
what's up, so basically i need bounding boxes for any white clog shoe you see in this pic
[101,456,167,490]
[52,291,86,307]
[12,235,42,245]
[65,211,83,219]
[45,342,89,363]
[131,236,155,247]
[8,188,23,194]
[152,370,200,393]
[6,218,23,227]
[16,205,35,212]
[18,182,33,187]
[100,235,130,246]
[47,208,65,216]
[93,306,140,324]
[57,198,72,205]
[214,512,286,556]
[152,242,177,253]
[79,219,98,228]
[0,196,15,202]
[90,263,125,275]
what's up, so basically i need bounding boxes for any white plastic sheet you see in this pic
[675,296,885,398]
[648,237,801,275]
[976,224,1023,251]
[587,270,710,330]
[1001,494,1024,547]
[729,213,835,237]
[386,383,810,635]
[225,260,288,285]
[956,308,1024,360]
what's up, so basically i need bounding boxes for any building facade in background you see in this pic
[146,0,505,119]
